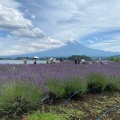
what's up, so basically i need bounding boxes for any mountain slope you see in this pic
[5,41,120,57]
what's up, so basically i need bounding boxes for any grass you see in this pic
[27,111,65,120]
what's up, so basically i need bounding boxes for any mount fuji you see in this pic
[8,40,119,58]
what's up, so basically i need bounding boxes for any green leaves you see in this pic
[27,111,64,120]
[0,81,43,117]
[45,77,87,98]
[65,77,87,96]
[45,78,66,98]
[87,73,109,93]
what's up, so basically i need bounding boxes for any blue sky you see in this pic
[0,0,120,56]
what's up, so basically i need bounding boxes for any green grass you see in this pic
[27,111,65,120]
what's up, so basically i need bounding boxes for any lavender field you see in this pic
[0,61,120,119]
[0,61,120,87]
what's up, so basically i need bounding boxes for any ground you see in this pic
[22,91,120,120]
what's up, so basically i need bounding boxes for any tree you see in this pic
[68,55,92,61]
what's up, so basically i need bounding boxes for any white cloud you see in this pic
[31,14,36,19]
[0,0,120,55]
[0,0,21,9]
[28,37,64,51]
[25,9,36,19]
[88,39,120,52]
[0,3,32,30]
[30,0,120,41]
[45,37,62,45]
[11,28,45,38]
[0,36,64,55]
[87,40,94,43]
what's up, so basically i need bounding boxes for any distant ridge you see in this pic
[2,40,120,58]
[110,55,120,58]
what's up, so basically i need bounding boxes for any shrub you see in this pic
[0,81,43,118]
[86,73,109,93]
[45,77,87,98]
[108,76,120,91]
[45,78,66,98]
[65,77,87,96]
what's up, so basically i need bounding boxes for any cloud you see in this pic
[87,40,94,43]
[25,9,36,19]
[27,0,120,42]
[0,0,21,9]
[0,3,32,30]
[0,36,64,55]
[88,39,120,52]
[45,37,63,44]
[11,28,45,38]
[1,0,120,56]
[0,0,64,56]
[31,14,36,19]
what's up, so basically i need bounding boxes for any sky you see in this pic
[0,0,120,56]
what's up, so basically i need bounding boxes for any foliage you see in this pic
[0,81,43,118]
[86,73,109,92]
[108,76,120,91]
[47,92,120,120]
[65,77,87,96]
[45,78,66,98]
[0,62,120,119]
[68,55,92,61]
[45,77,87,98]
[27,111,65,120]
[109,57,120,62]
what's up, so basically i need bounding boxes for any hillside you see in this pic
[1,41,120,58]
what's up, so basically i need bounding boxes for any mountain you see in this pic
[3,41,120,58]
[110,55,120,58]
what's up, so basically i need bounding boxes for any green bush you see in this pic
[45,77,87,98]
[65,77,87,96]
[108,76,120,91]
[0,81,43,117]
[27,111,65,120]
[45,78,66,98]
[86,73,109,93]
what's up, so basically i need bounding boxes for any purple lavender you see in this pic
[0,62,120,90]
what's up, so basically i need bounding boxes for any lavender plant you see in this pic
[45,78,66,98]
[65,77,87,96]
[0,62,119,98]
[108,76,120,91]
[86,73,109,92]
[0,80,43,117]
[45,77,87,98]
